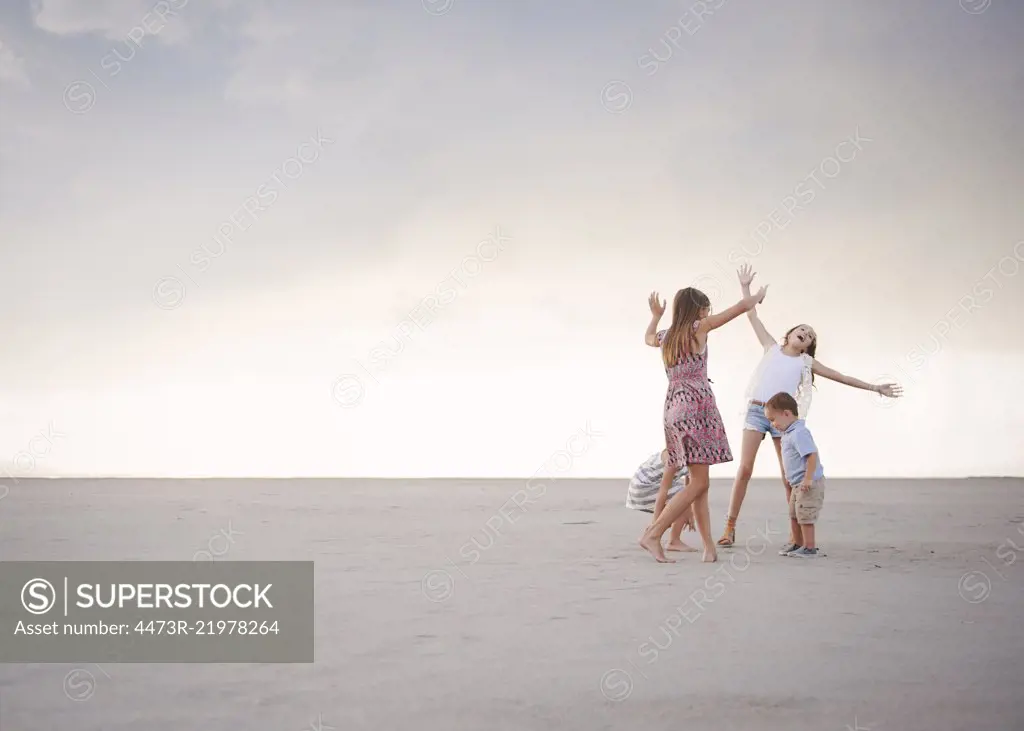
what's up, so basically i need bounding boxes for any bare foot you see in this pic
[666,540,698,552]
[639,534,675,563]
[702,548,718,563]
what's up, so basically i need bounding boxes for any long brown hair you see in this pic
[783,324,817,384]
[662,288,711,367]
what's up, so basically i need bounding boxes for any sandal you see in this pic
[716,522,736,546]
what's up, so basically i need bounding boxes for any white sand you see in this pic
[1,477,1022,730]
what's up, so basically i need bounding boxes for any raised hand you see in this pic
[876,383,903,398]
[754,284,768,304]
[737,263,756,288]
[649,291,666,318]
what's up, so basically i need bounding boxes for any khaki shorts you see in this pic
[789,478,825,524]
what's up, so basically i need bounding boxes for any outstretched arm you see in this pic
[645,314,662,347]
[736,263,775,349]
[699,287,767,334]
[811,360,903,397]
[746,310,776,351]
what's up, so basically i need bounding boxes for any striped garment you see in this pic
[626,452,688,513]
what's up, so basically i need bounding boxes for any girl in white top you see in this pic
[717,265,903,548]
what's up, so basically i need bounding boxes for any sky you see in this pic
[0,0,1022,479]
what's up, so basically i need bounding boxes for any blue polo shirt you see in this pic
[780,419,825,485]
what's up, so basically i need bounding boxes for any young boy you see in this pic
[764,392,826,558]
[627,450,697,552]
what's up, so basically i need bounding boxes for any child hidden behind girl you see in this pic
[626,450,697,552]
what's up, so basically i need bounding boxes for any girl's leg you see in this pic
[667,475,698,551]
[651,465,675,522]
[693,484,716,562]
[666,517,696,552]
[667,485,698,552]
[645,465,676,537]
[640,465,710,563]
[718,429,765,545]
[771,437,797,544]
[643,463,678,554]
[669,518,683,544]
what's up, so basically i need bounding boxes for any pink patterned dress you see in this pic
[657,326,733,469]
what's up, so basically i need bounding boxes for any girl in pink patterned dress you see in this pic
[639,279,768,563]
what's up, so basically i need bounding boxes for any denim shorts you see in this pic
[743,402,782,439]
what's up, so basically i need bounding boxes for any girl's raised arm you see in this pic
[736,264,775,349]
[811,360,903,398]
[645,291,665,347]
[698,286,767,334]
[745,309,776,351]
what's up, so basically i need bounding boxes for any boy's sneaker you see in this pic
[788,546,821,558]
[778,542,801,556]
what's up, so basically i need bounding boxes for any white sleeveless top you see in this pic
[743,344,814,418]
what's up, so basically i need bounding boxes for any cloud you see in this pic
[0,39,29,87]
[33,0,153,36]
[219,3,423,111]
[31,0,192,45]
